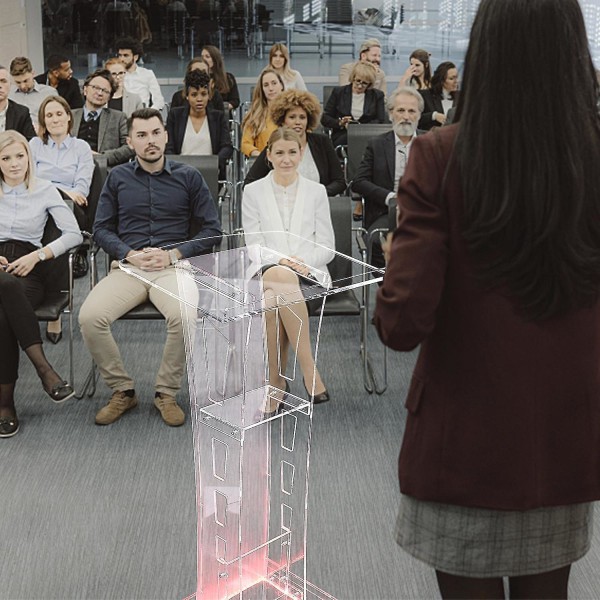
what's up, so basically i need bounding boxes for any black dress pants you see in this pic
[0,241,46,384]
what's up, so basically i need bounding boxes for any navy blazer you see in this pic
[418,89,458,131]
[6,100,36,141]
[166,107,233,178]
[321,84,388,145]
[243,132,346,197]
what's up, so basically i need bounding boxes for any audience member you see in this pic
[72,69,134,167]
[418,61,459,130]
[169,58,225,112]
[241,68,284,157]
[30,95,94,343]
[242,127,333,412]
[339,39,387,95]
[116,36,165,110]
[34,54,83,109]
[8,56,57,130]
[104,57,143,117]
[322,62,388,146]
[201,45,240,110]
[166,70,233,178]
[0,130,81,438]
[375,0,600,598]
[353,87,423,267]
[0,65,36,140]
[244,89,345,196]
[268,43,307,91]
[396,49,432,90]
[79,108,222,427]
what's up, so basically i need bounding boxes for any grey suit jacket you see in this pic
[72,107,134,167]
[121,90,144,116]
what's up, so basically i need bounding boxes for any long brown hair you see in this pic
[241,68,284,138]
[202,45,230,95]
[455,0,600,319]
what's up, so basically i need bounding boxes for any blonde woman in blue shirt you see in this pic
[0,130,82,437]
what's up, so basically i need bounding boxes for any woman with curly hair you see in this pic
[241,68,284,157]
[201,45,240,110]
[244,89,346,196]
[268,43,307,91]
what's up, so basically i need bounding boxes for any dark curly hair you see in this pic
[184,70,211,94]
[270,90,321,130]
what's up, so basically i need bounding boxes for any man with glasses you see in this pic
[71,69,134,167]
[339,38,387,95]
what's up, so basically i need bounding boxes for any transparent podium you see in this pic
[119,233,384,600]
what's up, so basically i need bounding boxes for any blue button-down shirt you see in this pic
[29,135,94,197]
[93,158,222,259]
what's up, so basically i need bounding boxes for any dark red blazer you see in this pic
[374,125,600,510]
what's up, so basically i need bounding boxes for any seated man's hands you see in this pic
[126,247,171,271]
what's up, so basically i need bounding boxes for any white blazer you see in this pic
[242,172,335,283]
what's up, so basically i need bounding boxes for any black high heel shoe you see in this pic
[262,382,290,418]
[304,382,330,404]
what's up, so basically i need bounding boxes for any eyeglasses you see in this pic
[353,79,370,88]
[109,71,126,77]
[87,84,111,95]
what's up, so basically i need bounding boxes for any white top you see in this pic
[283,71,307,91]
[297,145,319,183]
[441,90,453,115]
[181,116,212,155]
[351,93,365,120]
[0,104,6,132]
[123,65,165,109]
[271,176,299,233]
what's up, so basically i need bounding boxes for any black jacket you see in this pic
[34,73,83,109]
[244,132,346,197]
[418,89,458,131]
[321,84,388,145]
[166,106,233,178]
[6,100,36,140]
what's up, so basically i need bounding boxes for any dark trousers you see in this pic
[367,213,390,270]
[0,241,46,384]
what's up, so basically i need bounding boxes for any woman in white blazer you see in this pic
[242,127,335,412]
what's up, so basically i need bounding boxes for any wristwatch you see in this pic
[37,249,47,262]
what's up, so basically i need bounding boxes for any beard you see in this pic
[393,120,417,137]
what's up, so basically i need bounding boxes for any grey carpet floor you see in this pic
[1,285,599,599]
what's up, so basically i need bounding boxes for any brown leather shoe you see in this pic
[154,393,185,427]
[95,390,138,425]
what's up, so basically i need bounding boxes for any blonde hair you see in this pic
[266,127,302,152]
[0,130,35,191]
[241,68,284,138]
[270,89,321,131]
[269,43,298,84]
[349,62,377,87]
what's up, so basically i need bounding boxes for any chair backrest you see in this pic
[75,156,108,233]
[327,195,353,284]
[322,85,337,108]
[346,123,392,184]
[166,154,219,206]
[41,214,69,294]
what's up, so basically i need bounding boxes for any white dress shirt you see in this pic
[123,65,165,109]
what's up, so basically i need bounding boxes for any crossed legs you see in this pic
[261,266,325,408]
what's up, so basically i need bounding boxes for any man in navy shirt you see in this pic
[79,108,222,427]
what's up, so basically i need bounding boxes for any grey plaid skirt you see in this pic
[395,494,594,577]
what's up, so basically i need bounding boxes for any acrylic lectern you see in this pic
[119,233,384,600]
